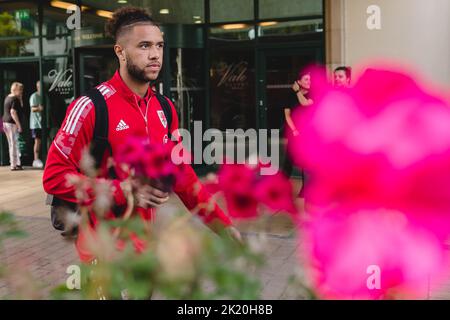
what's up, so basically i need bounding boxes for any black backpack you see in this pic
[48,87,174,237]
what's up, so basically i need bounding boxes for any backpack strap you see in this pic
[154,92,173,138]
[84,88,111,170]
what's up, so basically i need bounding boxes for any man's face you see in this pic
[36,81,40,92]
[334,70,349,88]
[119,24,164,83]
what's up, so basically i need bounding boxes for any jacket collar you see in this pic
[109,70,154,105]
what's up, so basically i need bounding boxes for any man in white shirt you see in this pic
[29,80,44,168]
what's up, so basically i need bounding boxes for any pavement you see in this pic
[0,166,449,300]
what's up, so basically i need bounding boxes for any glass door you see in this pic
[257,47,322,176]
[76,48,118,96]
[258,47,322,131]
[169,48,205,132]
[210,47,256,131]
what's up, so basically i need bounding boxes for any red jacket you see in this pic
[43,70,231,262]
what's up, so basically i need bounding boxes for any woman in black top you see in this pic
[282,72,313,197]
[2,82,24,170]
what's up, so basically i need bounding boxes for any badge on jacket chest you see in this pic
[157,110,167,128]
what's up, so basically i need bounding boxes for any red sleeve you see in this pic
[167,100,232,227]
[43,96,126,207]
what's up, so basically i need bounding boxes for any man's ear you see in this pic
[114,44,126,63]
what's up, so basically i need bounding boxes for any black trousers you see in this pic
[281,141,306,198]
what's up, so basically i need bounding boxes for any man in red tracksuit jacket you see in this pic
[43,7,238,262]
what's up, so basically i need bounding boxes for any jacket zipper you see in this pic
[134,95,153,136]
[133,95,155,220]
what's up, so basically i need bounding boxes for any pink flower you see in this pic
[254,173,297,215]
[114,136,147,176]
[302,207,449,299]
[143,143,177,180]
[217,163,297,219]
[224,191,259,219]
[114,136,178,191]
[218,163,255,193]
[218,164,258,219]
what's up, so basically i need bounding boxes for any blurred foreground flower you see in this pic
[156,216,203,283]
[214,163,297,219]
[50,212,263,300]
[289,66,450,299]
[114,136,178,192]
[302,208,449,299]
[50,138,263,300]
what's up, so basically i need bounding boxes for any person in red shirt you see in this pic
[43,7,240,262]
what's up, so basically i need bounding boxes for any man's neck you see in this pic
[119,68,149,98]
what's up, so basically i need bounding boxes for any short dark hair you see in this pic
[105,6,159,41]
[334,66,352,80]
[297,70,310,81]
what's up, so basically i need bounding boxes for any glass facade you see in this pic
[42,56,74,140]
[259,19,324,37]
[0,0,324,167]
[0,1,39,37]
[210,48,256,130]
[209,24,255,41]
[210,0,254,23]
[259,0,323,19]
[0,38,40,57]
[43,4,72,37]
[169,48,206,131]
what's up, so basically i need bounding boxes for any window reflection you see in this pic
[210,25,255,41]
[259,0,323,19]
[43,5,74,36]
[78,49,117,93]
[43,57,74,140]
[0,1,38,37]
[169,48,205,131]
[210,49,255,130]
[42,36,72,56]
[0,38,39,57]
[210,0,253,23]
[259,19,323,37]
[80,0,204,25]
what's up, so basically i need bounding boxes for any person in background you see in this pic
[333,66,352,88]
[2,82,24,171]
[282,71,313,172]
[282,71,313,198]
[29,80,44,168]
